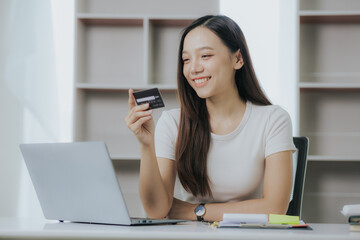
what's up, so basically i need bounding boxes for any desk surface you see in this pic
[0,218,359,240]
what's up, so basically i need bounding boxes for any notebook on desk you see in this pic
[19,141,185,226]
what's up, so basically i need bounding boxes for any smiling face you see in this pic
[181,26,243,99]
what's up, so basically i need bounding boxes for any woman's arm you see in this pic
[168,150,293,221]
[139,154,177,218]
[125,89,176,219]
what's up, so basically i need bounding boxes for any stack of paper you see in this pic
[218,213,309,229]
[341,204,360,232]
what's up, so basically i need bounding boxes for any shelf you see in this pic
[299,82,360,91]
[300,10,360,15]
[73,91,141,156]
[300,11,360,23]
[74,90,180,158]
[148,18,193,85]
[300,91,360,156]
[299,24,360,81]
[77,13,199,22]
[299,0,360,12]
[305,192,360,197]
[150,18,195,27]
[308,155,360,162]
[76,0,218,16]
[298,0,360,224]
[75,83,177,91]
[75,19,144,85]
[77,14,144,26]
[300,72,360,84]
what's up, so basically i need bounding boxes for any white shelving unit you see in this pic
[298,0,360,223]
[73,0,219,217]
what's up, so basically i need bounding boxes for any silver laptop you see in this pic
[19,141,185,226]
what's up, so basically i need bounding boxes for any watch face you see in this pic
[195,204,206,216]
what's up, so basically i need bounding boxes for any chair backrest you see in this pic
[286,137,309,218]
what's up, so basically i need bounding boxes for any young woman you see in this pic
[125,15,296,222]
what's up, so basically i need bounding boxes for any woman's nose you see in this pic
[190,60,204,74]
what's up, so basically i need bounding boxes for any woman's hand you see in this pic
[125,89,155,146]
[167,198,196,220]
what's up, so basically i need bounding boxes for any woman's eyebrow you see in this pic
[182,46,214,55]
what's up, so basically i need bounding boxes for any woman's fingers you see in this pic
[130,115,152,134]
[126,108,152,125]
[126,102,153,130]
[132,102,151,113]
[128,89,136,110]
[126,89,154,136]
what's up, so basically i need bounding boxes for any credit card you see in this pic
[133,88,165,109]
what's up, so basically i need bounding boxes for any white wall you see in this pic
[0,0,74,218]
[220,0,298,134]
[0,0,22,217]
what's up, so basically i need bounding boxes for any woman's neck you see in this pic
[206,87,246,135]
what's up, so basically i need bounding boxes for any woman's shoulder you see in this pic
[158,108,181,125]
[161,108,180,119]
[249,102,293,137]
[250,102,289,118]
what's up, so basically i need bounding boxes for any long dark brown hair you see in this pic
[175,15,271,198]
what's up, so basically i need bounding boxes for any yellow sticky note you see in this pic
[269,214,300,225]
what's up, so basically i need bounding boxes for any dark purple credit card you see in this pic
[133,88,165,109]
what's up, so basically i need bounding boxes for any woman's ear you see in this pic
[233,49,244,70]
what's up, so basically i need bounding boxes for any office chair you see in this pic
[286,137,309,218]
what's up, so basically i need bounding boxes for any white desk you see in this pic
[0,218,359,240]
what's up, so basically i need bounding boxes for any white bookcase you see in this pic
[298,0,360,223]
[73,0,219,217]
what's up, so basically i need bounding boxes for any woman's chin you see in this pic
[194,91,210,99]
[191,86,211,99]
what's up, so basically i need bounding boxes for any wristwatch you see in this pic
[194,203,206,221]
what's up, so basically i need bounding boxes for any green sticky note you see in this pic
[269,214,300,225]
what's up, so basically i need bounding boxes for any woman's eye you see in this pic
[202,54,213,59]
[182,58,190,63]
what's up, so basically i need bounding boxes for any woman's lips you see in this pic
[193,76,211,87]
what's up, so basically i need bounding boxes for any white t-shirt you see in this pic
[155,101,296,203]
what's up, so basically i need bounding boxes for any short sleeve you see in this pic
[264,106,296,158]
[154,110,179,160]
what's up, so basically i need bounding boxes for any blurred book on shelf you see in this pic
[341,204,360,232]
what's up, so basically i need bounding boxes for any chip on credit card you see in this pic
[133,88,165,109]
